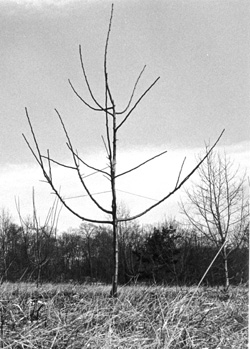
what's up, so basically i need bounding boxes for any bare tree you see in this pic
[23,4,224,296]
[180,150,249,289]
[16,188,61,287]
[0,209,15,283]
[79,223,96,280]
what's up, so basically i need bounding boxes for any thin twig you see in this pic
[47,149,52,181]
[103,3,114,162]
[22,133,41,166]
[67,144,111,177]
[101,135,110,159]
[116,76,160,131]
[41,155,77,170]
[68,79,110,112]
[78,44,103,110]
[175,156,186,189]
[81,166,109,179]
[117,65,147,115]
[116,149,168,178]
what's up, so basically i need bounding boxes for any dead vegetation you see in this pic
[0,282,247,348]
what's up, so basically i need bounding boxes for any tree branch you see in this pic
[41,155,77,170]
[68,79,111,112]
[116,65,146,115]
[175,156,186,189]
[118,129,225,222]
[66,143,110,178]
[116,76,160,131]
[24,108,113,222]
[116,149,168,178]
[103,3,114,163]
[54,108,112,214]
[78,44,104,110]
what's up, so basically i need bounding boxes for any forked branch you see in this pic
[24,108,113,223]
[116,76,160,131]
[118,129,225,222]
[66,144,111,178]
[116,65,146,115]
[55,108,112,214]
[68,79,112,113]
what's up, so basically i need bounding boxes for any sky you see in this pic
[0,0,249,231]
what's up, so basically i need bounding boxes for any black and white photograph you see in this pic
[0,0,248,347]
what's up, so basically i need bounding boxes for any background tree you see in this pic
[79,223,96,280]
[23,5,223,296]
[180,150,249,289]
[16,189,61,286]
[133,223,181,284]
[0,209,21,283]
[116,205,143,284]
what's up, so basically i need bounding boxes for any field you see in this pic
[0,282,248,348]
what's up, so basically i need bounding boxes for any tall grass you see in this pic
[0,282,247,348]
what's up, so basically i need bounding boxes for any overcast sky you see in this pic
[0,0,249,231]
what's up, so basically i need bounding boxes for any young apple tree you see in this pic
[23,5,224,296]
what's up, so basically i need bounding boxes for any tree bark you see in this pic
[223,245,230,290]
[110,105,119,297]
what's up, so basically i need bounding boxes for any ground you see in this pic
[0,282,248,348]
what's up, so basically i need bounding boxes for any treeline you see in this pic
[0,212,248,287]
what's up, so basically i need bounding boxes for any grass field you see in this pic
[0,282,248,348]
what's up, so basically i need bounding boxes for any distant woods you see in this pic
[0,214,248,287]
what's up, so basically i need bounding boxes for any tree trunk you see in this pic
[111,220,119,297]
[37,265,41,288]
[223,245,230,290]
[87,237,93,279]
[110,105,118,297]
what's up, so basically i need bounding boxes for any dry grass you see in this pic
[0,282,248,348]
